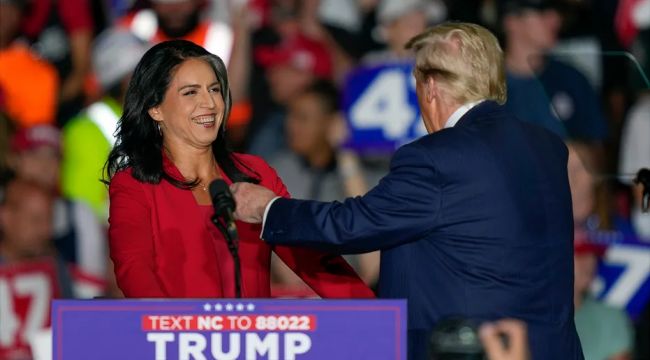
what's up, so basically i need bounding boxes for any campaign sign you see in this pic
[52,299,406,360]
[597,243,650,320]
[589,220,650,320]
[343,63,426,154]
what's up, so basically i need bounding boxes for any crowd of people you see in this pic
[0,0,648,359]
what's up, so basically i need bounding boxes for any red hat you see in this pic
[574,230,607,257]
[11,125,62,155]
[255,35,333,79]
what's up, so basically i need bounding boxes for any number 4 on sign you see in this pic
[350,70,415,140]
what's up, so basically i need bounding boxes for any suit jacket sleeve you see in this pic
[263,142,441,254]
[250,156,374,298]
[108,171,166,297]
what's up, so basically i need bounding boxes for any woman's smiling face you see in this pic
[149,57,225,150]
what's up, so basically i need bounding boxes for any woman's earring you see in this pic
[157,122,162,135]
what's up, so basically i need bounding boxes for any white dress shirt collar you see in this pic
[444,100,484,128]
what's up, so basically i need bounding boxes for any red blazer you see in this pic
[108,153,373,298]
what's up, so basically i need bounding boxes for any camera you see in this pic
[428,317,488,360]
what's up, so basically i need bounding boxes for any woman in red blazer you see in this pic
[105,39,373,299]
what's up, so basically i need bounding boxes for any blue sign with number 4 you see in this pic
[343,63,427,154]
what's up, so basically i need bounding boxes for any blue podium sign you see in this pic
[342,63,426,154]
[52,299,406,360]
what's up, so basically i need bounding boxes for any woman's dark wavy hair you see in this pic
[104,40,259,187]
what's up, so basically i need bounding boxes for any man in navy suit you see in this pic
[232,22,583,360]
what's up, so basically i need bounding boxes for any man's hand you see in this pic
[479,319,530,360]
[230,182,277,224]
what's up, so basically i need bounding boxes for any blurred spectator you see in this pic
[61,29,149,221]
[1,111,16,181]
[594,0,631,128]
[568,142,598,230]
[0,179,57,265]
[220,1,258,147]
[204,0,271,27]
[362,0,445,65]
[569,142,635,360]
[270,80,346,202]
[118,0,233,63]
[446,0,496,31]
[102,0,143,24]
[292,0,388,83]
[8,125,108,279]
[20,0,94,124]
[293,0,357,84]
[615,0,650,49]
[0,178,68,360]
[0,180,54,264]
[205,0,231,24]
[268,80,379,291]
[0,178,92,359]
[500,0,608,142]
[247,15,333,159]
[574,239,635,360]
[317,0,370,34]
[0,0,59,128]
[619,29,650,240]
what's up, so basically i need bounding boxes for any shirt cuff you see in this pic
[261,196,282,239]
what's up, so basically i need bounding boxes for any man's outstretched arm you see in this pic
[231,143,442,254]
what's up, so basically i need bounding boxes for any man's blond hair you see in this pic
[406,22,506,105]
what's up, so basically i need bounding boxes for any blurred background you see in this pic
[0,0,648,359]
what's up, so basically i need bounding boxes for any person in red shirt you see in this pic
[104,39,373,298]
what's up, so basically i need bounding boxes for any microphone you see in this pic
[208,179,241,298]
[209,179,238,241]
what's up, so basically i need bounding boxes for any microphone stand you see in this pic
[211,214,242,298]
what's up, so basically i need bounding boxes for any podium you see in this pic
[52,299,406,359]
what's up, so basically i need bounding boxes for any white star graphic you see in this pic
[225,303,234,311]
[236,303,244,311]
[214,303,223,311]
[246,303,255,311]
[203,303,212,311]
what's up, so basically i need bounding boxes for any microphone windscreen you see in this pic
[209,179,236,216]
[209,179,230,199]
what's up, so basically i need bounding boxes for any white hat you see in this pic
[377,0,446,25]
[92,29,150,90]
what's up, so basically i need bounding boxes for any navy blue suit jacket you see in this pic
[263,101,583,359]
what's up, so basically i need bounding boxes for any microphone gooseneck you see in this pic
[208,179,242,298]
